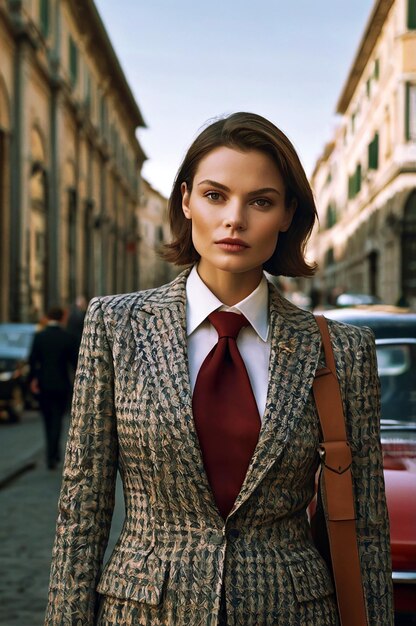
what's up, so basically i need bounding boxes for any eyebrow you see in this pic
[197,179,230,191]
[197,179,281,196]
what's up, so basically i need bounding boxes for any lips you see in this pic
[215,238,250,247]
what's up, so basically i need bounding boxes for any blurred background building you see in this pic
[309,0,416,309]
[0,0,173,323]
[2,0,415,321]
[138,179,178,290]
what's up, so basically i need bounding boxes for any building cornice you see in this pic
[142,177,168,202]
[336,0,394,114]
[311,140,336,182]
[69,0,146,130]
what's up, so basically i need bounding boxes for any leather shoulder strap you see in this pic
[313,315,368,626]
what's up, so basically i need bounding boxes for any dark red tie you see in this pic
[193,311,261,518]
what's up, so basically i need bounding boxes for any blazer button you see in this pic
[228,528,240,539]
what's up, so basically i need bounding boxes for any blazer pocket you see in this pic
[288,556,334,603]
[97,549,169,606]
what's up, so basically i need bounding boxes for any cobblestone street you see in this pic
[0,412,124,626]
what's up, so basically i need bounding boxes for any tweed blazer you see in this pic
[45,268,393,626]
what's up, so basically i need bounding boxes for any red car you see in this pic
[324,308,416,624]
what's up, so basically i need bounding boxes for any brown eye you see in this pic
[206,192,222,201]
[252,198,271,207]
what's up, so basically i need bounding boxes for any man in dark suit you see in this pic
[66,295,87,360]
[29,306,78,469]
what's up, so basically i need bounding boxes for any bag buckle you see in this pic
[318,441,352,474]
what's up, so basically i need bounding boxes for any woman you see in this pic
[45,112,393,625]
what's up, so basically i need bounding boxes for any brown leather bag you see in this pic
[312,315,368,626]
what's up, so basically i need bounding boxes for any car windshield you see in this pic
[0,330,34,351]
[376,342,416,423]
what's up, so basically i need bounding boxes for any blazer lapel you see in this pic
[129,269,221,519]
[230,284,322,516]
[128,271,322,521]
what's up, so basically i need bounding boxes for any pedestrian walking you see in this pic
[66,295,88,358]
[45,113,393,625]
[29,306,78,470]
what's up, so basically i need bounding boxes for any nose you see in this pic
[222,200,247,231]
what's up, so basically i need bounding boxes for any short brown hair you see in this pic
[161,112,317,277]
[47,306,65,321]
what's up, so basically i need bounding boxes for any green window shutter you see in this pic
[406,82,416,140]
[348,175,354,199]
[368,133,379,169]
[374,59,380,80]
[40,0,49,36]
[69,37,78,86]
[325,248,335,267]
[406,83,410,140]
[408,0,416,29]
[355,163,362,194]
[326,205,337,229]
[85,71,91,113]
[373,133,379,168]
[366,78,371,98]
[100,95,108,136]
[348,171,359,199]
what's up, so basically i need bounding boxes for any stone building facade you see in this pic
[309,0,416,308]
[0,0,146,322]
[138,179,179,290]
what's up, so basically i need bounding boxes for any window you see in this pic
[406,83,416,140]
[326,205,337,229]
[100,95,108,137]
[374,58,380,80]
[348,163,362,199]
[348,175,354,199]
[325,248,335,267]
[69,36,78,86]
[85,70,92,114]
[356,163,362,194]
[39,0,49,37]
[156,226,164,243]
[408,0,416,29]
[368,132,379,169]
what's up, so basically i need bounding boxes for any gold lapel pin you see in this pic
[278,339,298,353]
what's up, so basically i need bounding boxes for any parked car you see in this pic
[323,306,416,340]
[0,323,37,423]
[335,292,383,307]
[324,307,416,622]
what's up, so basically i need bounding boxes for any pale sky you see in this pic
[95,0,374,197]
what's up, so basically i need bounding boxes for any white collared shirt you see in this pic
[186,265,271,423]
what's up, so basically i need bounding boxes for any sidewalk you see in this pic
[0,411,125,626]
[0,411,45,488]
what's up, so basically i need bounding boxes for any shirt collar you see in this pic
[186,264,269,341]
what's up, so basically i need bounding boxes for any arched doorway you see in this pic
[402,190,416,307]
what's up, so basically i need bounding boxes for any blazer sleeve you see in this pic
[45,298,118,625]
[343,326,394,625]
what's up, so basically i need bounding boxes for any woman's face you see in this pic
[181,146,295,285]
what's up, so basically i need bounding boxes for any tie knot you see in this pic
[208,311,249,340]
